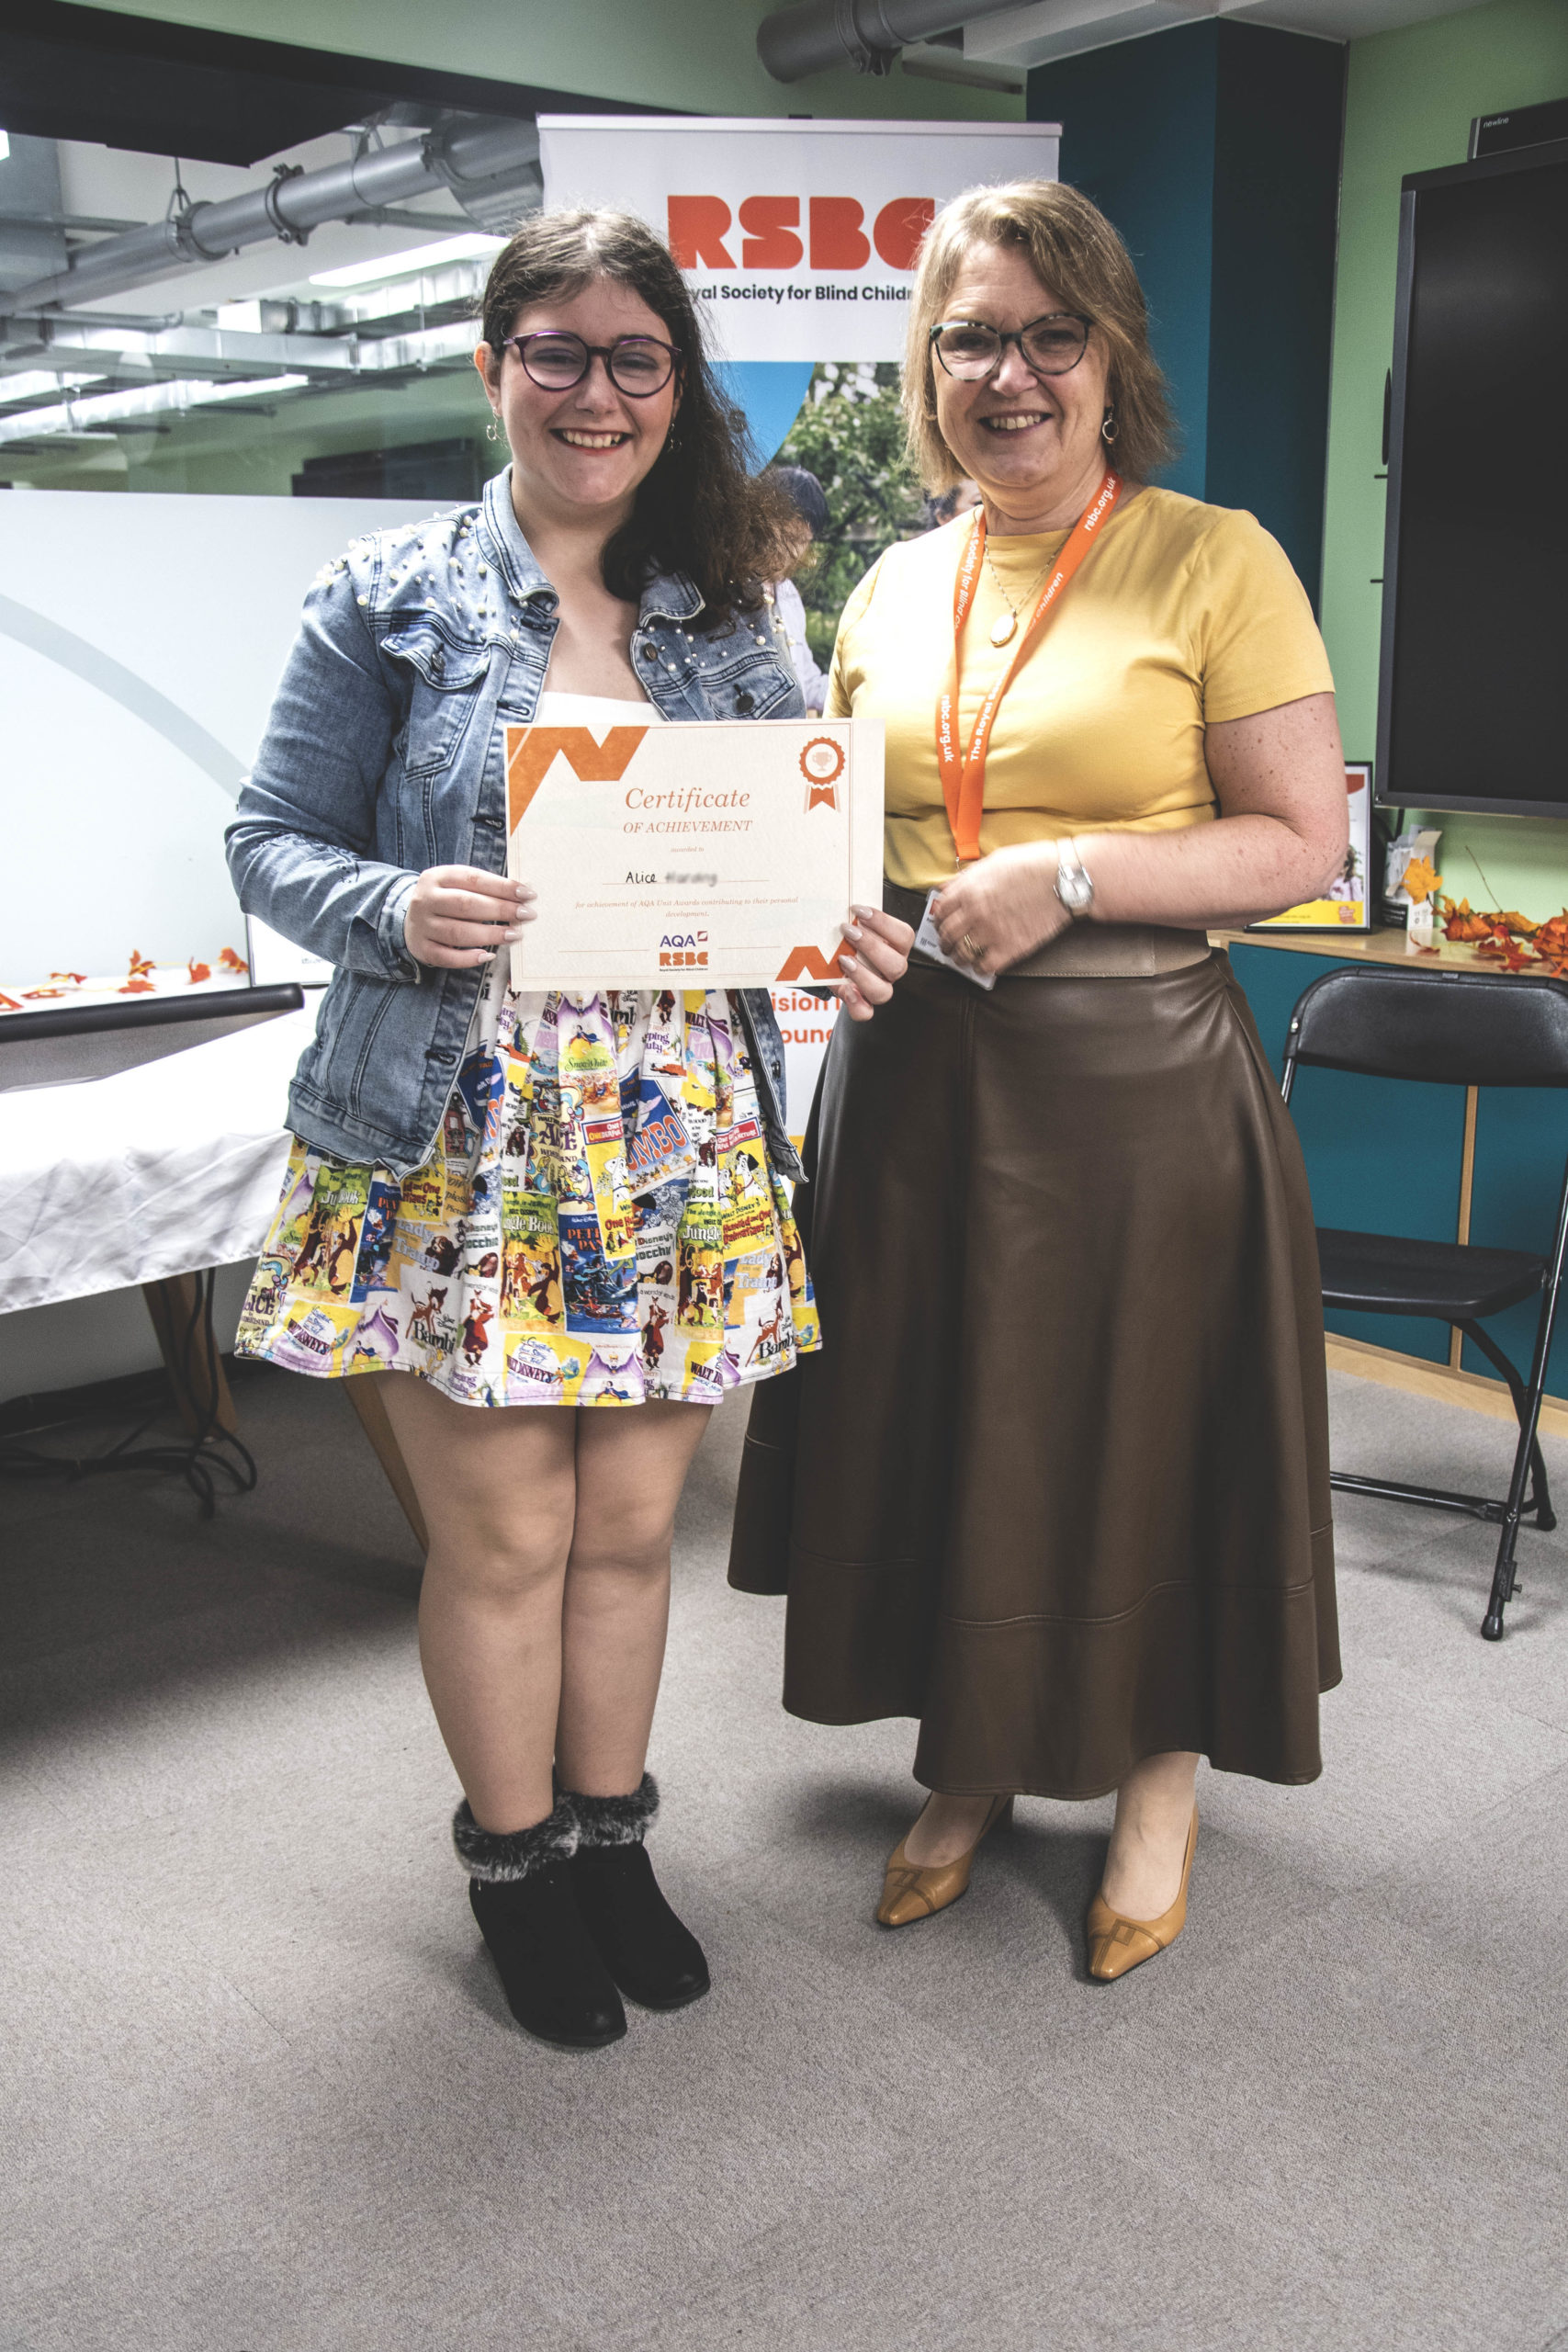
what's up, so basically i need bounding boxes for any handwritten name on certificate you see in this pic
[505,716,884,991]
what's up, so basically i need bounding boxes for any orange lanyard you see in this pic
[935,469,1122,864]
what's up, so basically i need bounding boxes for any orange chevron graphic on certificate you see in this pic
[506,726,650,830]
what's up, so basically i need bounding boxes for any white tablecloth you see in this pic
[0,1009,313,1314]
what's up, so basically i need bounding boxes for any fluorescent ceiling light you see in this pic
[193,372,311,404]
[0,373,311,445]
[309,232,503,289]
[0,371,106,407]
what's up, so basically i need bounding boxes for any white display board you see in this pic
[539,118,1060,364]
[0,490,440,985]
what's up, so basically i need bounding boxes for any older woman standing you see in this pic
[729,180,1347,1980]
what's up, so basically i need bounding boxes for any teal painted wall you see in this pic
[1027,21,1342,605]
[1027,27,1221,506]
[1206,26,1344,602]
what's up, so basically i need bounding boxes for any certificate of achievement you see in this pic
[505,716,884,990]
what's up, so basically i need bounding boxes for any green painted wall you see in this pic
[51,0,1021,125]
[1321,0,1568,915]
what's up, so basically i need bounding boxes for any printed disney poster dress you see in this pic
[239,975,818,1409]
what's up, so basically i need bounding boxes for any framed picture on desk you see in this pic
[1247,761,1373,935]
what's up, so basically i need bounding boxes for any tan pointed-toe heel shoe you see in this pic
[876,1793,1014,1928]
[1086,1806,1198,1983]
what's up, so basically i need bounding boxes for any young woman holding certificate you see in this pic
[226,209,911,2052]
[729,180,1348,1981]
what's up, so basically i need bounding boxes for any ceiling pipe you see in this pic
[0,117,540,318]
[757,0,1028,82]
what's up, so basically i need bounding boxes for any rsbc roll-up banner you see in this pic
[537,115,1060,1135]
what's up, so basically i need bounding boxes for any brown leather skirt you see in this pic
[727,947,1339,1797]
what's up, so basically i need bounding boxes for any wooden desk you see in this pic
[1210,923,1513,974]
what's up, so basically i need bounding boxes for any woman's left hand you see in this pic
[832,907,914,1021]
[931,843,1070,977]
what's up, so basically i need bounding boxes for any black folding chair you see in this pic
[1280,964,1568,1640]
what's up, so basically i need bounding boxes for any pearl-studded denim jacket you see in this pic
[227,469,806,1180]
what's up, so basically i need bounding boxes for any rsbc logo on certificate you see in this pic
[504,716,885,991]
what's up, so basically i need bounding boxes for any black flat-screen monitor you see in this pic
[1377,139,1568,817]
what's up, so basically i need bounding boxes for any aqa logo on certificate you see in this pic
[503,715,884,992]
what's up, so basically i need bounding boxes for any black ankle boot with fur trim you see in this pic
[457,1797,626,2050]
[567,1774,710,2012]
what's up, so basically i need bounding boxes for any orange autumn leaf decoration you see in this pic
[50,971,87,985]
[188,959,211,983]
[127,949,155,978]
[220,946,249,974]
[1442,899,1495,942]
[119,977,155,994]
[1476,933,1534,971]
[1401,855,1442,905]
[1531,912,1568,978]
[1443,898,1559,962]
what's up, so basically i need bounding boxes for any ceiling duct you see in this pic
[756,0,1030,81]
[0,115,541,318]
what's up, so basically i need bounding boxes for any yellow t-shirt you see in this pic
[826,485,1336,893]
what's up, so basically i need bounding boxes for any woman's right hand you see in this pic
[404,866,536,969]
[831,906,913,1021]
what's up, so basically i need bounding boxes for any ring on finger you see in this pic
[960,931,982,963]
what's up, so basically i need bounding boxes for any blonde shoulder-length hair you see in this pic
[903,179,1176,492]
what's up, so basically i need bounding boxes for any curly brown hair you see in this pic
[903,180,1177,491]
[480,208,804,627]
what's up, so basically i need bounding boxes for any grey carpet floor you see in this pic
[4,1363,1568,2352]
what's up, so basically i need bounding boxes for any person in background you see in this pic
[729,178,1346,1983]
[920,477,982,531]
[768,464,830,715]
[227,209,910,2055]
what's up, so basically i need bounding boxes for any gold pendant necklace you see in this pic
[982,538,1055,650]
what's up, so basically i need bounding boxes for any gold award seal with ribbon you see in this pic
[801,736,846,812]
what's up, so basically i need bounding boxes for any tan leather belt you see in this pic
[882,880,1211,979]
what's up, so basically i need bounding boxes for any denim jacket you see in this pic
[227,469,806,1180]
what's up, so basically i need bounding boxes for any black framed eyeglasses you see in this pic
[497,331,682,397]
[929,313,1092,381]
